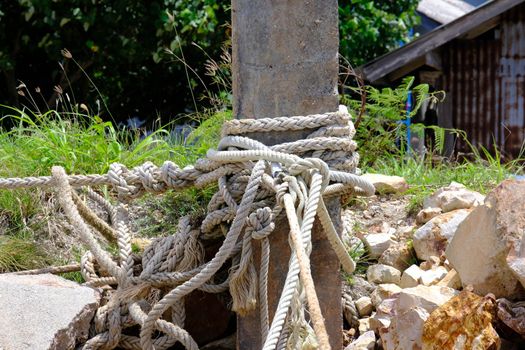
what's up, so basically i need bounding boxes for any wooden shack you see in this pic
[360,0,525,158]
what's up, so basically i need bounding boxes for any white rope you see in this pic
[0,110,374,350]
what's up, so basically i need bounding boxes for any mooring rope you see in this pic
[0,110,374,350]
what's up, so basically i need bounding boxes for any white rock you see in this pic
[370,284,402,308]
[398,285,458,313]
[361,173,409,194]
[395,225,416,241]
[416,207,442,224]
[436,269,462,289]
[345,331,376,350]
[0,274,100,350]
[355,296,373,317]
[419,266,448,286]
[413,209,471,260]
[400,264,424,288]
[378,242,414,271]
[419,256,441,271]
[424,182,484,213]
[370,298,396,331]
[381,306,429,350]
[446,180,525,298]
[358,317,372,334]
[373,285,458,350]
[363,233,394,259]
[367,264,401,285]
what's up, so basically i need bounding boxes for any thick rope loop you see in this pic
[0,109,375,350]
[247,207,275,240]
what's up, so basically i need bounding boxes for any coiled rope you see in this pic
[0,110,374,350]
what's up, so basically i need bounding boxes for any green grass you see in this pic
[367,152,524,214]
[0,235,51,272]
[0,106,230,272]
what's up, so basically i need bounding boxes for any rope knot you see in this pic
[247,207,275,240]
[108,163,141,201]
[137,162,166,193]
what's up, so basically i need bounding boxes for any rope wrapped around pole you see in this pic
[0,110,374,350]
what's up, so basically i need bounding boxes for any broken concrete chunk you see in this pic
[367,264,401,285]
[0,274,100,350]
[497,298,525,336]
[361,173,408,194]
[413,209,471,261]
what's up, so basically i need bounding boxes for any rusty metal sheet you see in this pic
[443,4,525,158]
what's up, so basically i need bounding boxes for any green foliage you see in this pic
[0,1,420,118]
[343,77,443,167]
[0,1,230,119]
[339,0,420,65]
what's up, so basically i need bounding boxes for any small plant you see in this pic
[342,76,445,167]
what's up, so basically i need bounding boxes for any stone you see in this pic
[398,285,459,313]
[355,296,373,317]
[413,209,471,261]
[419,266,448,286]
[370,284,402,308]
[344,331,376,350]
[367,264,401,285]
[361,173,409,194]
[378,242,415,271]
[363,233,394,259]
[416,207,442,224]
[395,225,416,241]
[423,182,484,213]
[372,285,458,350]
[436,269,462,289]
[358,317,372,334]
[381,306,430,350]
[422,291,500,349]
[370,297,397,332]
[497,298,525,336]
[0,274,100,350]
[400,264,424,288]
[446,180,525,298]
[420,256,442,271]
[345,276,375,301]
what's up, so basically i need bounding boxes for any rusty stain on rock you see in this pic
[422,291,500,350]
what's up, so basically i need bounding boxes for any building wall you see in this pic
[443,5,525,157]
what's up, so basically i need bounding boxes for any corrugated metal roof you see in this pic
[418,0,475,24]
[360,0,525,83]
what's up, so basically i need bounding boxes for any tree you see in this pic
[0,1,229,123]
[339,0,420,66]
[0,1,418,121]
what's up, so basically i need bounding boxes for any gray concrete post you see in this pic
[232,0,343,349]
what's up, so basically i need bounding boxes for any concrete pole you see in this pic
[232,1,343,349]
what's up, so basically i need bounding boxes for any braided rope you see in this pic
[0,110,374,350]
